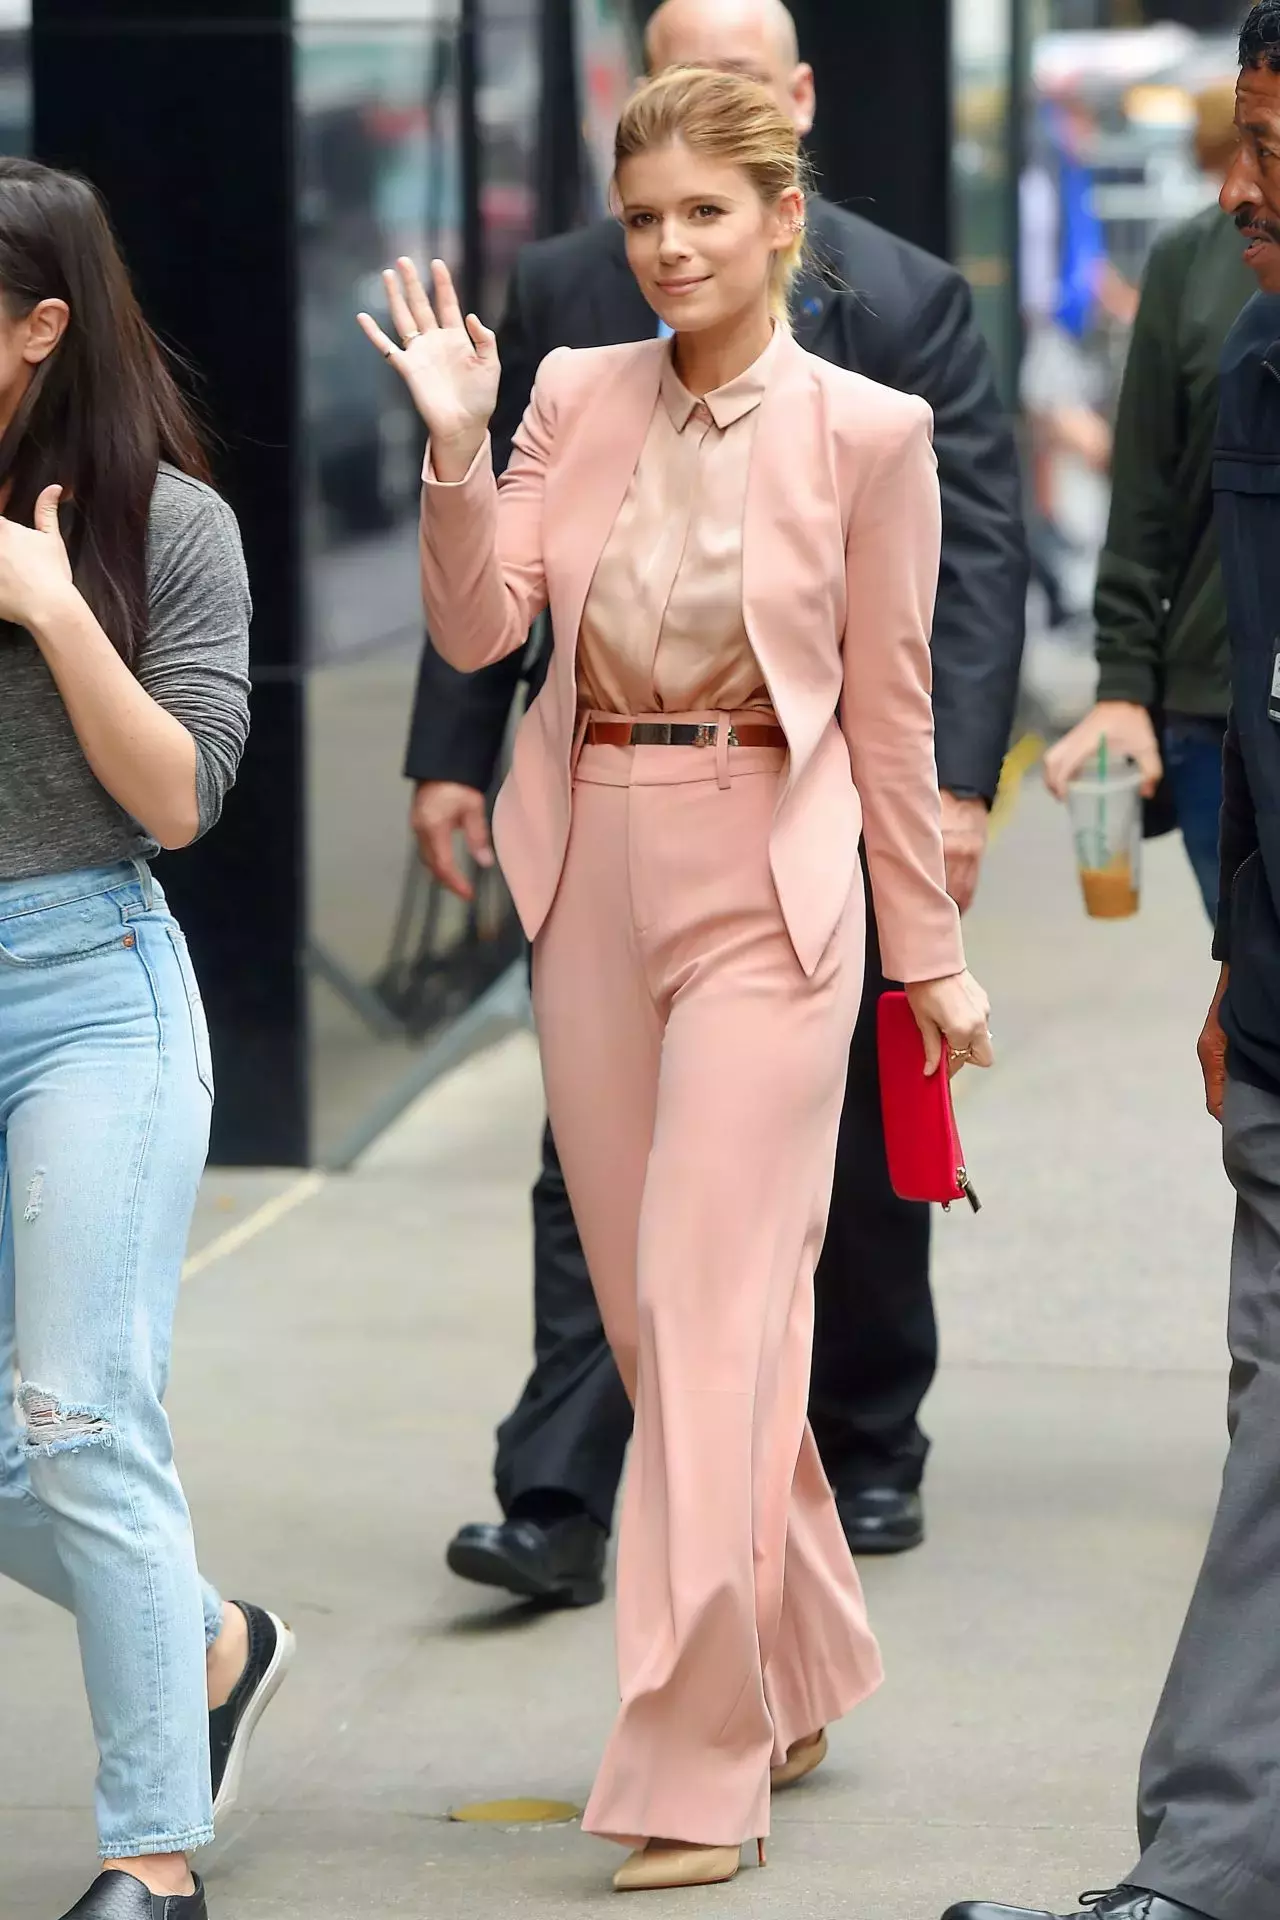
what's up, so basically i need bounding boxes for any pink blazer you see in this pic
[419,330,965,984]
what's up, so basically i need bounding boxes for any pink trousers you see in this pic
[531,725,884,1849]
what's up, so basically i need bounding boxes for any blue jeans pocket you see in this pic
[165,926,215,1101]
[0,889,134,968]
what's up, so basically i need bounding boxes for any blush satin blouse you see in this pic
[574,328,780,718]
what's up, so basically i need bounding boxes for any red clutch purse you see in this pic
[876,991,981,1213]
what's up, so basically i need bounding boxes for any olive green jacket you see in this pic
[1094,204,1255,717]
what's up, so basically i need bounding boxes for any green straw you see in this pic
[1097,735,1108,869]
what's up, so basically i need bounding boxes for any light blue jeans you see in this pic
[0,861,223,1858]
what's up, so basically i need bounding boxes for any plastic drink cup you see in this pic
[1067,758,1142,920]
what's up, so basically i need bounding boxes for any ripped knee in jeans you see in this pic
[18,1383,114,1458]
[23,1171,44,1223]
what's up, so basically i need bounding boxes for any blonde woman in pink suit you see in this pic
[360,66,993,1896]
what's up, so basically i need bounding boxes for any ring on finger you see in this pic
[402,327,420,343]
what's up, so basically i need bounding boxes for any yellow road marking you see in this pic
[449,1798,581,1825]
[990,732,1044,842]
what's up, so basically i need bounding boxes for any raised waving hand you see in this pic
[358,257,499,471]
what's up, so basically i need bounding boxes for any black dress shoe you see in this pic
[446,1513,606,1607]
[209,1601,296,1818]
[837,1486,924,1554]
[58,1869,207,1919]
[941,1884,1215,1920]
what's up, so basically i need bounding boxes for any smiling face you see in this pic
[616,139,801,336]
[1221,61,1280,291]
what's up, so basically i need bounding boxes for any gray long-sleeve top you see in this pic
[0,465,251,881]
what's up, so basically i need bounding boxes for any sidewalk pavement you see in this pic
[2,774,1235,1919]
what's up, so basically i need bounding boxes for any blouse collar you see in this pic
[659,323,783,432]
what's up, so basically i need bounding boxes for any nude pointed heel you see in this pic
[612,1838,766,1892]
[770,1727,828,1791]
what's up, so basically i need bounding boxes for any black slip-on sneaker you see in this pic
[209,1601,296,1819]
[58,1868,207,1918]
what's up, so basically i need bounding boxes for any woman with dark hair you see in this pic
[0,159,292,1920]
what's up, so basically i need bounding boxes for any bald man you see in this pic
[407,0,1027,1608]
[651,0,806,76]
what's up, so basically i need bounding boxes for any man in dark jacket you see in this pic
[409,0,1027,1605]
[1043,87,1254,917]
[944,12,1280,1920]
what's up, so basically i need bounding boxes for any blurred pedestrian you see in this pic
[0,161,293,1920]
[943,12,1280,1920]
[406,0,1026,1616]
[1020,93,1131,629]
[1043,81,1254,918]
[363,62,992,1893]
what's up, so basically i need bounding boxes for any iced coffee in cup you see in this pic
[1067,754,1142,920]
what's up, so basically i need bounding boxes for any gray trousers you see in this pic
[1132,1077,1280,1920]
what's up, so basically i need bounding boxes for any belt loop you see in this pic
[131,856,154,910]
[715,713,731,790]
[570,708,591,777]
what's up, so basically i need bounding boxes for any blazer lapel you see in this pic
[742,333,844,768]
[543,339,665,686]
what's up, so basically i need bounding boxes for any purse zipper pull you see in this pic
[958,1168,981,1215]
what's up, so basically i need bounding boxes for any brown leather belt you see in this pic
[584,720,786,750]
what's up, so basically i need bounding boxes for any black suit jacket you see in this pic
[404,198,1028,802]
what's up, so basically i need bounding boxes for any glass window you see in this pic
[951,0,1018,408]
[297,4,461,613]
[296,1,525,1166]
[477,0,541,321]
[0,0,30,156]
[574,0,640,216]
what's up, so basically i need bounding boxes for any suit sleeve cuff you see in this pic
[421,434,492,488]
[882,923,966,987]
[1094,660,1158,709]
[933,752,999,807]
